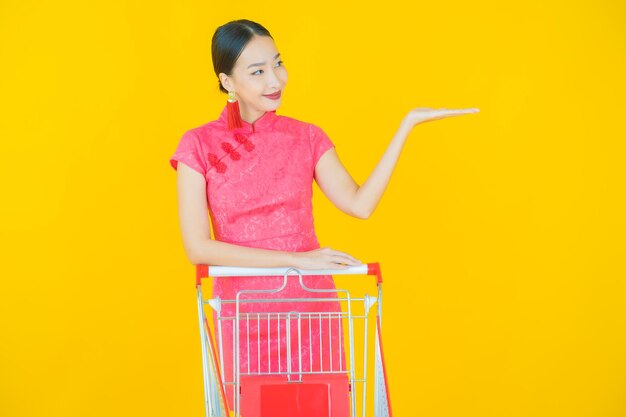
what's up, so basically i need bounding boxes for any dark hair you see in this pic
[212,19,273,94]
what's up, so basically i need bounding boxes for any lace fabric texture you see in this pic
[170,104,344,408]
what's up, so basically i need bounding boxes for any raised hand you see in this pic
[403,107,480,128]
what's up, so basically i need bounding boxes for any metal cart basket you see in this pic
[195,262,393,417]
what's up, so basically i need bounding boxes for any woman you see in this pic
[170,19,478,410]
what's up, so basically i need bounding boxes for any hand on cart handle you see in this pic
[291,246,361,270]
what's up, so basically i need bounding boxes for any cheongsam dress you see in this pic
[169,104,346,409]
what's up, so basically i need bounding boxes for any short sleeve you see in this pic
[309,124,335,168]
[169,130,207,177]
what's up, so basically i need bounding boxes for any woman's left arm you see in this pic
[314,107,480,219]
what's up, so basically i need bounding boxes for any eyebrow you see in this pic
[247,53,281,69]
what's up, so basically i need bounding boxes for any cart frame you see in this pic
[194,262,392,417]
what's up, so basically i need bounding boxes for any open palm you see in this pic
[405,107,480,127]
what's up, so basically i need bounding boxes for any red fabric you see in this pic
[170,104,343,409]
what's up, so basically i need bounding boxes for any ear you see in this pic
[218,73,233,92]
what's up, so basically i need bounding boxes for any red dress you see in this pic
[170,104,345,408]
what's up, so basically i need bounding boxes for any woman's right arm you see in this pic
[175,162,360,269]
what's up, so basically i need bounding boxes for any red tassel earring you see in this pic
[226,90,243,131]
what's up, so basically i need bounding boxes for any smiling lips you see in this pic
[264,90,282,100]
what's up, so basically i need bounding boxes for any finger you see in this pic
[330,255,361,266]
[312,264,349,270]
[331,256,361,266]
[339,254,361,264]
[435,109,479,119]
[447,108,480,115]
[327,248,358,259]
[438,108,475,114]
[329,250,361,264]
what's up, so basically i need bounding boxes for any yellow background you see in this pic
[2,0,625,416]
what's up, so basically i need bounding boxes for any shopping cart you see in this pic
[194,262,393,417]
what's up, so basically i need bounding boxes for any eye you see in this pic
[251,60,285,75]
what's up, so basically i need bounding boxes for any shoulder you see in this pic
[184,119,229,146]
[189,118,224,136]
[274,113,325,137]
[276,114,334,163]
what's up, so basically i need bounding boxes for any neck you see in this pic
[238,102,265,125]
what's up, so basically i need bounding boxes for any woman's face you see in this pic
[220,35,288,121]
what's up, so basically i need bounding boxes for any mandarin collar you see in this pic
[218,104,278,134]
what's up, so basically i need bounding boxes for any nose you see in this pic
[266,69,281,89]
